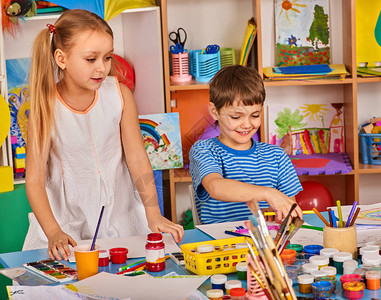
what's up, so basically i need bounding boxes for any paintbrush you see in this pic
[276,217,296,250]
[279,217,304,253]
[250,213,294,300]
[274,203,297,245]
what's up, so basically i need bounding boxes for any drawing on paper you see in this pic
[358,208,381,221]
[268,103,344,155]
[139,113,183,170]
[275,0,330,66]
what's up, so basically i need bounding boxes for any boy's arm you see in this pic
[25,122,76,261]
[202,173,302,220]
[119,83,184,243]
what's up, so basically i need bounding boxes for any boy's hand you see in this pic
[263,187,303,221]
[146,207,184,243]
[46,229,77,261]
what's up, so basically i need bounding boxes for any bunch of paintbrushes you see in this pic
[244,210,298,300]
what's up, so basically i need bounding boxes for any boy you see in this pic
[189,65,303,224]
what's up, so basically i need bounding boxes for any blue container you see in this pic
[304,245,324,255]
[190,49,221,82]
[359,132,381,165]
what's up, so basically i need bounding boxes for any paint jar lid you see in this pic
[235,243,248,249]
[353,268,368,277]
[366,270,381,280]
[343,259,358,269]
[230,287,246,296]
[342,281,365,292]
[286,244,303,252]
[321,266,337,276]
[211,274,227,284]
[225,280,242,290]
[304,245,324,254]
[310,255,329,266]
[302,263,319,273]
[297,274,314,284]
[332,252,352,262]
[236,262,247,272]
[311,270,326,279]
[320,248,339,257]
[360,246,379,256]
[312,280,334,291]
[99,249,109,258]
[206,289,224,298]
[197,244,214,253]
[366,241,381,249]
[362,253,381,266]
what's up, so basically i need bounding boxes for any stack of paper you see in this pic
[263,64,349,81]
[357,66,381,77]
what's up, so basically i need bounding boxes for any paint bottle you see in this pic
[332,252,352,275]
[236,262,247,280]
[297,274,314,294]
[303,244,324,258]
[320,266,337,278]
[339,274,362,289]
[206,289,223,300]
[310,270,326,280]
[211,274,227,292]
[359,246,379,264]
[225,280,242,295]
[362,253,381,268]
[315,276,337,292]
[311,281,334,299]
[98,249,109,267]
[343,259,359,275]
[197,244,214,254]
[280,249,297,265]
[353,268,368,283]
[319,248,339,266]
[365,270,381,290]
[145,233,165,272]
[302,262,318,274]
[309,255,329,270]
[230,287,246,300]
[342,281,365,299]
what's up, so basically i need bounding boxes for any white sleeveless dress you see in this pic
[23,76,150,250]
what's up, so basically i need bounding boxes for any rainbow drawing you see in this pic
[139,118,170,146]
[138,113,183,170]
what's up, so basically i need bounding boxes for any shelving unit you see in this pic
[160,0,380,223]
[1,5,166,184]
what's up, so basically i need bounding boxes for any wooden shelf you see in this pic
[173,168,192,183]
[264,78,353,87]
[357,77,381,83]
[358,163,381,174]
[169,80,209,91]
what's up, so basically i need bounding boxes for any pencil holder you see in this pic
[246,254,268,300]
[359,132,381,165]
[170,51,192,83]
[323,225,357,259]
[190,49,221,82]
[220,48,236,68]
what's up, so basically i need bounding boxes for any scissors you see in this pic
[170,43,184,54]
[204,44,220,54]
[169,27,187,48]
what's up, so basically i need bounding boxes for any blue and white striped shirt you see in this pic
[189,137,302,224]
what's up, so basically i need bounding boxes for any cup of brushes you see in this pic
[313,201,360,260]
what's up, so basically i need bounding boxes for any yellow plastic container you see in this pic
[180,237,254,275]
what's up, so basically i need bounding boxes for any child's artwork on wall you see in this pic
[6,58,31,148]
[139,113,183,170]
[275,0,330,66]
[268,103,344,155]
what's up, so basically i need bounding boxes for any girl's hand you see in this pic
[146,208,184,243]
[261,207,277,222]
[47,229,77,261]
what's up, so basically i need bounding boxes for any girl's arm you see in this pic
[119,83,184,243]
[25,122,76,260]
[202,173,302,221]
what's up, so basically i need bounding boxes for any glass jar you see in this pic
[145,233,165,272]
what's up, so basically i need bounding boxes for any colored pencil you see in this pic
[301,225,324,232]
[224,230,250,238]
[349,207,361,227]
[264,210,314,216]
[330,209,337,228]
[312,207,330,227]
[345,201,358,227]
[117,262,146,275]
[337,200,343,228]
[327,208,334,227]
[90,206,105,251]
[119,258,146,271]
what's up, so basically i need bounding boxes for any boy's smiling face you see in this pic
[209,99,263,150]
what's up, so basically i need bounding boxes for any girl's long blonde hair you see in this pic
[28,9,113,163]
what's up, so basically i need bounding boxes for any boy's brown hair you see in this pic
[209,65,266,111]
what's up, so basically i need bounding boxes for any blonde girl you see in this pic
[24,9,184,260]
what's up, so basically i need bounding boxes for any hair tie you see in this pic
[46,24,56,34]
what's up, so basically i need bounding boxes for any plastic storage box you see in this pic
[359,132,381,165]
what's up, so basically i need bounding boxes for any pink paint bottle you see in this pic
[145,233,165,272]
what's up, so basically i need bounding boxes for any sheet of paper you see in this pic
[69,234,180,262]
[66,271,209,300]
[196,220,279,240]
[6,285,97,300]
